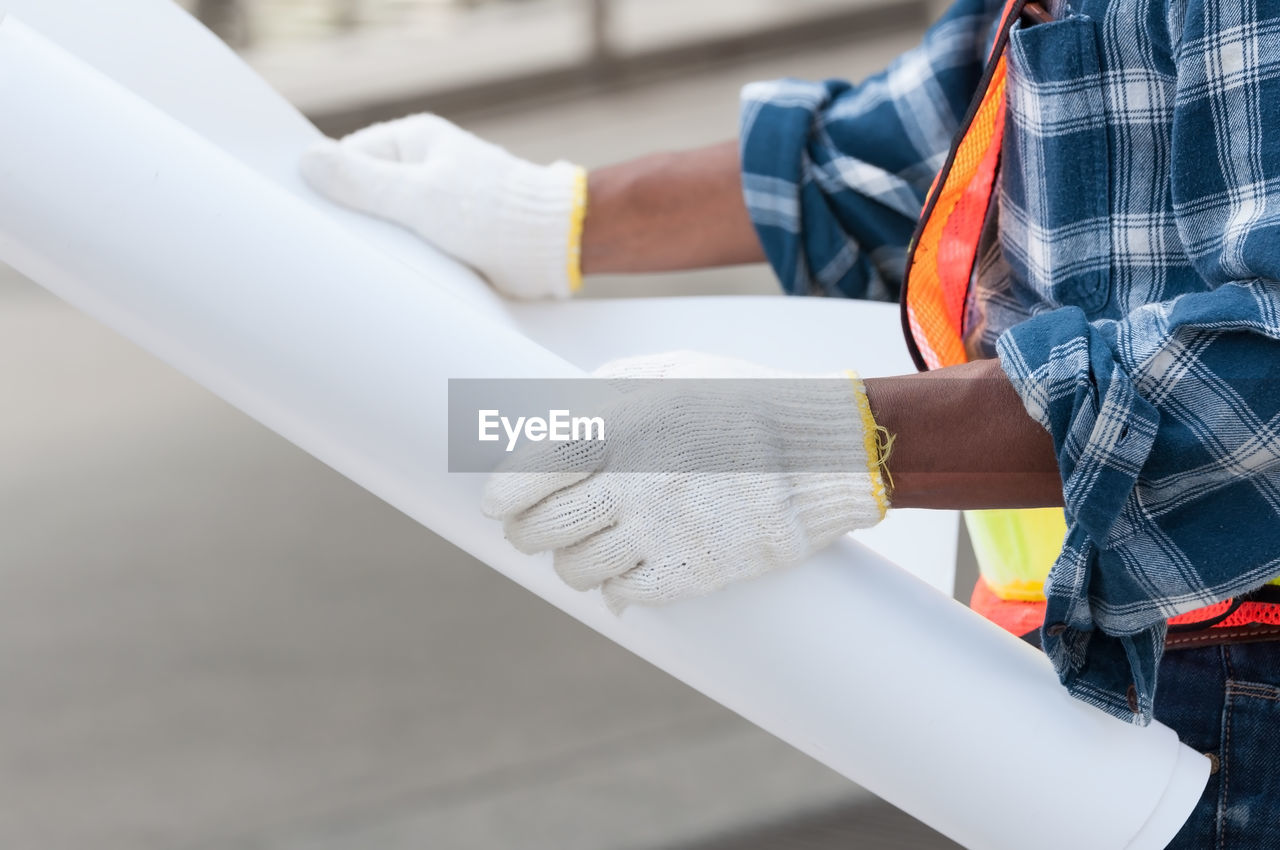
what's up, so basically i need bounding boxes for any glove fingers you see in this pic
[601,557,712,613]
[601,563,665,613]
[481,436,606,519]
[501,475,619,554]
[340,114,450,162]
[552,523,643,592]
[299,140,408,218]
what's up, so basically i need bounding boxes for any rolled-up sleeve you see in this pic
[996,0,1280,724]
[738,0,1002,300]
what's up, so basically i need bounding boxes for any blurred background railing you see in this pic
[182,0,612,53]
[176,0,930,135]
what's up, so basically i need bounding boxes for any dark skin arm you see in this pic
[581,142,765,274]
[864,359,1062,510]
[581,142,1063,509]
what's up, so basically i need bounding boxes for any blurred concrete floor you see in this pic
[0,30,965,850]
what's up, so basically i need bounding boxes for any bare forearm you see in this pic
[864,359,1063,510]
[581,141,765,275]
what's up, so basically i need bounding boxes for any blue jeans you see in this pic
[1158,642,1280,848]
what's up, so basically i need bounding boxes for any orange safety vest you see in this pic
[901,0,1280,640]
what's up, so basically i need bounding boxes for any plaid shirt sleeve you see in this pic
[737,0,1004,301]
[997,0,1280,723]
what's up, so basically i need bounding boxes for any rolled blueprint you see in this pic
[0,9,1207,849]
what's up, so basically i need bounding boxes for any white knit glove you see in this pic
[481,352,891,611]
[300,114,587,300]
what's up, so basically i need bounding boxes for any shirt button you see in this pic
[1046,622,1068,637]
[1127,683,1140,714]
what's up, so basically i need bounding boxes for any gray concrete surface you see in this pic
[0,30,965,850]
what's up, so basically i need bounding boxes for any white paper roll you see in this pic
[0,10,1207,849]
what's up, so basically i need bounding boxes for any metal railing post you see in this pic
[335,0,361,32]
[194,0,250,47]
[587,0,615,72]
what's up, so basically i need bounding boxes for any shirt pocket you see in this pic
[1000,16,1112,315]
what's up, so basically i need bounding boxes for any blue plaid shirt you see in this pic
[740,0,1280,724]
